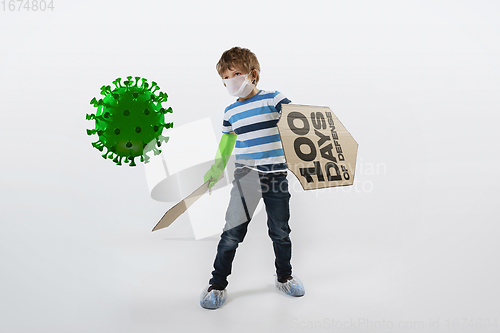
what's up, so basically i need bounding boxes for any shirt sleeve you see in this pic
[273,91,291,113]
[222,109,233,134]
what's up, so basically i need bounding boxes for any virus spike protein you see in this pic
[87,76,173,166]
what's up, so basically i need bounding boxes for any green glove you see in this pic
[204,133,237,188]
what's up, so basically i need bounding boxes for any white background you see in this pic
[1,0,499,332]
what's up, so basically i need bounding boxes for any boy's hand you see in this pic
[204,133,237,189]
[204,165,223,189]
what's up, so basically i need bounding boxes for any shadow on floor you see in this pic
[223,284,277,305]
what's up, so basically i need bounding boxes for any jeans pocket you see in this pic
[234,167,251,176]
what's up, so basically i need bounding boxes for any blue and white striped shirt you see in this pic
[222,90,291,172]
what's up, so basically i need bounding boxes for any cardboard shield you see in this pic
[277,104,358,190]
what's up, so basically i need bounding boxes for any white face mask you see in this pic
[223,71,256,97]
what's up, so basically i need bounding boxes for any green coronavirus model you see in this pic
[87,76,173,166]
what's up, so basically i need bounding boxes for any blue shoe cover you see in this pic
[200,285,227,309]
[275,275,305,297]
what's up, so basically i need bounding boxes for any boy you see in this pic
[200,47,305,310]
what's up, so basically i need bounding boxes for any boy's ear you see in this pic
[251,69,257,83]
[252,69,259,82]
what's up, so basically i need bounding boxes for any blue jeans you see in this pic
[209,165,292,289]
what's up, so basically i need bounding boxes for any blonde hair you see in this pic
[216,47,260,84]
